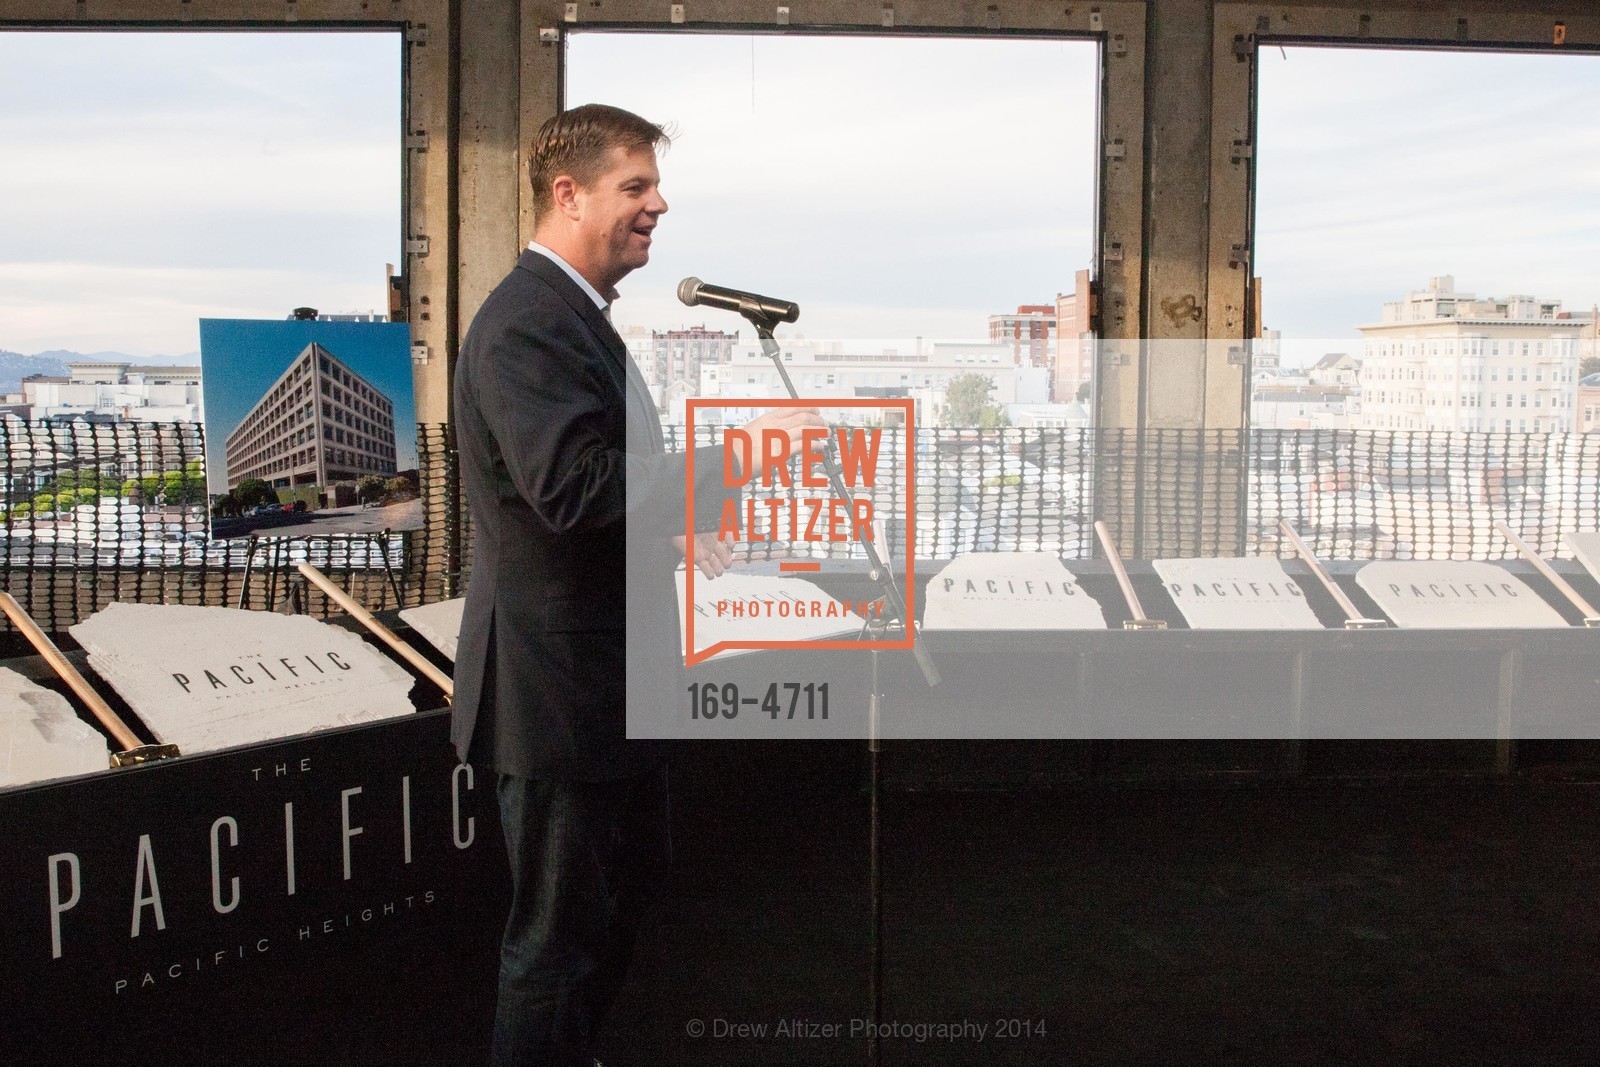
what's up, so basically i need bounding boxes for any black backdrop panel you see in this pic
[1,708,506,1065]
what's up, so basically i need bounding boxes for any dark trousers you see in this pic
[491,764,671,1067]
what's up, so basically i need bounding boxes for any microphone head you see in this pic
[677,277,703,307]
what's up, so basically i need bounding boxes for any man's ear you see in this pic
[550,174,583,221]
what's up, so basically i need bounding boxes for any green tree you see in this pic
[74,487,101,506]
[158,469,206,505]
[1581,355,1600,380]
[211,492,241,518]
[234,479,277,510]
[121,478,142,499]
[356,474,386,504]
[944,373,1008,428]
[977,405,1011,430]
[1076,380,1092,403]
[943,373,993,426]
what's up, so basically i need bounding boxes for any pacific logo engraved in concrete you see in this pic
[1153,557,1322,629]
[70,603,416,753]
[1355,561,1566,629]
[923,552,1107,630]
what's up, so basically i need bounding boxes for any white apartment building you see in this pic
[1251,390,1354,430]
[695,339,1044,427]
[1357,277,1594,433]
[22,361,202,423]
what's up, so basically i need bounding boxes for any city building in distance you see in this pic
[697,337,1050,427]
[646,325,739,388]
[223,342,396,490]
[1357,276,1597,433]
[21,361,202,423]
[1053,270,1095,402]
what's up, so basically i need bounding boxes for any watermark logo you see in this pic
[684,398,915,666]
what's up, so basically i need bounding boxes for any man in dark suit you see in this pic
[452,104,820,1066]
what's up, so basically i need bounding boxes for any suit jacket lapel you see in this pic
[517,249,664,454]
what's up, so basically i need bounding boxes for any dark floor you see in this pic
[598,764,1600,1065]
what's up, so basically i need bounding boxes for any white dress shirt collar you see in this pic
[526,241,612,314]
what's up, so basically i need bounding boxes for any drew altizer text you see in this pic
[717,428,882,543]
[682,398,915,667]
[41,762,481,993]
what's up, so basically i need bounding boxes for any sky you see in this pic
[0,31,401,358]
[3,32,1598,368]
[1256,46,1600,364]
[198,318,418,495]
[565,33,1100,340]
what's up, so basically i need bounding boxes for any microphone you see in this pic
[677,277,800,324]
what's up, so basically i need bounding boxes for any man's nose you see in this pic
[648,189,668,216]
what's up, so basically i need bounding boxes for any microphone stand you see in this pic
[748,317,939,1067]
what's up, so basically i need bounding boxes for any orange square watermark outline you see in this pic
[684,397,916,667]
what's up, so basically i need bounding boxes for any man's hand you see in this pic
[672,531,734,578]
[734,407,829,478]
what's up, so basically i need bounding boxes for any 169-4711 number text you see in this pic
[687,682,829,721]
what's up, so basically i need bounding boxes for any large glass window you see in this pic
[566,32,1099,414]
[0,31,402,377]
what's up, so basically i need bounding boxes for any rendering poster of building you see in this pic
[198,319,419,539]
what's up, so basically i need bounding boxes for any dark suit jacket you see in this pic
[451,249,727,781]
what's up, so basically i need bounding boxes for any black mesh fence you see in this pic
[3,420,1597,636]
[0,421,464,639]
[664,424,1600,564]
[1246,429,1600,561]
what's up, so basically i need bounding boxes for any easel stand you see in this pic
[752,320,940,1067]
[238,530,404,612]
